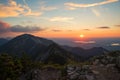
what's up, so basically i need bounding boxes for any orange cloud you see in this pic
[0,0,42,17]
[65,0,119,9]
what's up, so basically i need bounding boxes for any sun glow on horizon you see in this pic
[80,34,85,38]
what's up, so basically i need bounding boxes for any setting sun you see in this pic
[80,34,85,38]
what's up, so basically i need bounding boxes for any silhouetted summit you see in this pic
[0,34,75,63]
[13,34,54,46]
[0,34,54,57]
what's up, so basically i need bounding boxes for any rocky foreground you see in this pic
[20,51,120,80]
[20,64,120,80]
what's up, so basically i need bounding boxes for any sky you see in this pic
[0,0,120,38]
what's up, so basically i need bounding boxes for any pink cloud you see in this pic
[0,21,10,33]
[0,20,45,33]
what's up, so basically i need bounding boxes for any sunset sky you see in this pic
[0,0,120,38]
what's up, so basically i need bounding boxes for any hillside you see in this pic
[0,38,8,46]
[0,34,77,64]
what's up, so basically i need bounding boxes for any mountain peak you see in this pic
[0,34,55,58]
[17,34,34,38]
[12,34,54,47]
[0,34,75,64]
[20,34,33,36]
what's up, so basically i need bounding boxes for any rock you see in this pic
[92,70,99,75]
[21,68,61,80]
[85,74,95,80]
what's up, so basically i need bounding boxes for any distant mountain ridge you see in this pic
[62,45,108,59]
[0,34,108,63]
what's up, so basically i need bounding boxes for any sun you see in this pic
[80,34,84,38]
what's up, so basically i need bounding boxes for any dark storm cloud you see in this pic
[97,26,110,29]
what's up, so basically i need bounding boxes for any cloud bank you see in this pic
[111,43,120,46]
[11,25,44,32]
[83,29,91,31]
[115,25,120,27]
[97,26,110,29]
[74,41,96,44]
[65,0,118,9]
[0,21,10,33]
[0,20,44,33]
[52,29,62,32]
[0,0,42,17]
